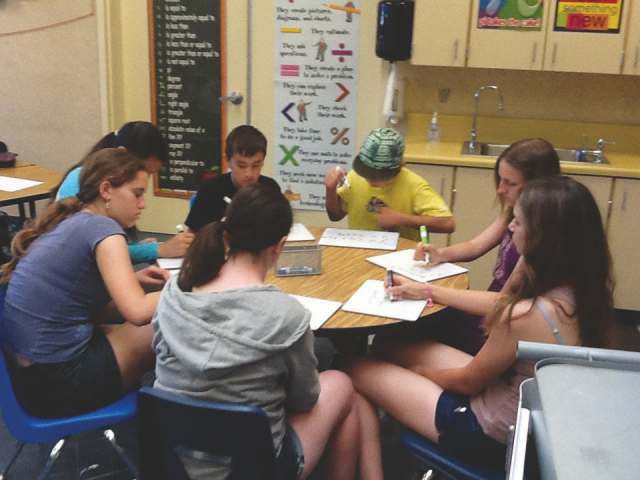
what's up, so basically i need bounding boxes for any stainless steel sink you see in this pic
[461,142,608,164]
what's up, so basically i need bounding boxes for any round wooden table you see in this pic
[266,227,469,331]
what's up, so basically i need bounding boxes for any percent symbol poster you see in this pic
[273,1,360,210]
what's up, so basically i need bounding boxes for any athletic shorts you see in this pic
[7,328,122,418]
[435,391,507,470]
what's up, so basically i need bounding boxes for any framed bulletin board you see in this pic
[149,0,226,198]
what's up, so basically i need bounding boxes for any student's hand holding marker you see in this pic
[324,166,349,190]
[413,225,441,264]
[157,224,194,258]
[384,273,429,301]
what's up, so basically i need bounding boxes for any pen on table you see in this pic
[420,225,429,245]
[176,224,184,233]
[386,268,395,301]
[335,166,351,188]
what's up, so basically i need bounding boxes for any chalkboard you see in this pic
[149,0,226,197]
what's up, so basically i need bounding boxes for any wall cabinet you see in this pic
[467,0,548,70]
[411,0,471,67]
[543,0,630,74]
[414,0,633,74]
[410,163,640,311]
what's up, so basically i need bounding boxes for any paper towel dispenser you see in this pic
[375,1,415,62]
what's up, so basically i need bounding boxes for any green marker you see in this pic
[420,225,429,245]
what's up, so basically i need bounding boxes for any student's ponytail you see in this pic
[178,221,226,291]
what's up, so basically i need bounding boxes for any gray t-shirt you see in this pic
[3,212,125,363]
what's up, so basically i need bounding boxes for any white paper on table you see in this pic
[367,249,468,283]
[0,176,43,192]
[318,228,399,250]
[290,294,342,330]
[157,257,183,270]
[287,223,315,242]
[341,279,427,321]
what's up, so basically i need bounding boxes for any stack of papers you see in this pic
[366,249,468,283]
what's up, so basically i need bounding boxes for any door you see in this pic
[105,1,247,233]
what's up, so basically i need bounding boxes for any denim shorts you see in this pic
[7,329,122,418]
[276,424,305,480]
[435,391,507,470]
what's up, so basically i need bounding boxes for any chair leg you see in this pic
[103,429,140,479]
[0,440,25,480]
[35,439,66,480]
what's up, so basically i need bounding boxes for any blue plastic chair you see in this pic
[399,430,506,480]
[137,386,277,480]
[0,288,139,480]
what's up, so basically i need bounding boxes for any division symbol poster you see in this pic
[273,1,360,210]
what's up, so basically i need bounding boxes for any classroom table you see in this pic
[0,164,63,220]
[266,227,469,331]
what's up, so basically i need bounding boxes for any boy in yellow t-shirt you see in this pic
[324,128,454,241]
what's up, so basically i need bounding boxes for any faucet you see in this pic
[579,137,615,164]
[468,85,504,152]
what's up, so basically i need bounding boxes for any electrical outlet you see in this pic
[438,88,450,103]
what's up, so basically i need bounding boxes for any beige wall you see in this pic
[108,1,640,233]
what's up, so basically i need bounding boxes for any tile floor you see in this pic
[2,307,639,479]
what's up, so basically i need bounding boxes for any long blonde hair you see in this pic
[0,148,146,285]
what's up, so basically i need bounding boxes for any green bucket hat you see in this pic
[353,128,405,181]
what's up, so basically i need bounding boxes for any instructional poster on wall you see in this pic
[477,0,544,31]
[273,1,360,210]
[554,0,623,33]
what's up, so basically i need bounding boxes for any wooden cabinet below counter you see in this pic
[608,178,640,310]
[408,162,640,311]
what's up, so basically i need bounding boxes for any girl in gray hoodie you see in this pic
[152,183,383,480]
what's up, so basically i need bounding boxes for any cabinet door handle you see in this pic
[440,177,445,197]
[607,200,612,219]
[454,39,459,61]
[552,43,557,65]
[634,45,639,69]
[622,190,627,211]
[532,42,537,64]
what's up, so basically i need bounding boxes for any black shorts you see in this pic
[435,391,507,470]
[8,329,122,418]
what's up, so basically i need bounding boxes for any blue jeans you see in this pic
[276,425,305,480]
